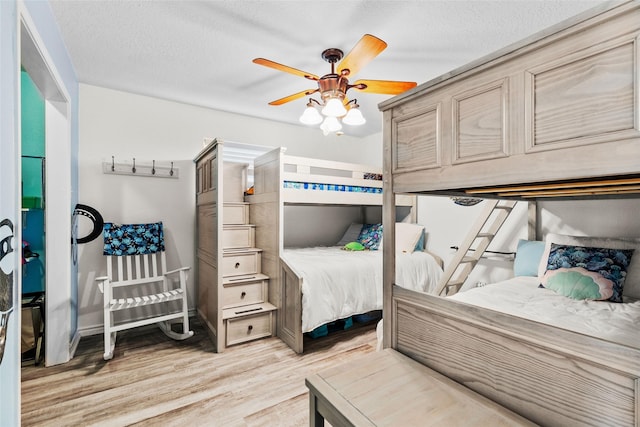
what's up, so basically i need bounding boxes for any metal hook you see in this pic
[170,162,174,176]
[152,160,156,175]
[111,156,115,172]
[132,158,136,173]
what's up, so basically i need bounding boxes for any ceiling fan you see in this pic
[253,34,417,134]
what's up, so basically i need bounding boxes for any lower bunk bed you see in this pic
[280,244,443,353]
[394,286,640,425]
[392,285,640,426]
[390,232,640,426]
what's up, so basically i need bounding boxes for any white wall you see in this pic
[77,84,384,332]
[418,196,640,288]
[0,1,20,422]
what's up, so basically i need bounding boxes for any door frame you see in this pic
[20,4,73,366]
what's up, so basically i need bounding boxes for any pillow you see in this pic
[337,223,363,246]
[540,243,634,302]
[414,230,425,252]
[395,223,424,254]
[537,233,640,299]
[357,223,383,250]
[513,239,545,277]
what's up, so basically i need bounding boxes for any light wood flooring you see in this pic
[21,318,377,426]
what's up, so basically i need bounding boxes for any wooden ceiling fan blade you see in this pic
[337,34,387,77]
[269,88,319,106]
[352,79,417,95]
[253,58,319,81]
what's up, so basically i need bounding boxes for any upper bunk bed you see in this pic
[379,0,640,202]
[379,2,640,426]
[249,147,414,206]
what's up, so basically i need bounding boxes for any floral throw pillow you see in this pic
[540,243,634,302]
[103,222,165,256]
[357,223,383,250]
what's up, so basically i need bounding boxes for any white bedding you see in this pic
[449,276,640,348]
[282,247,442,332]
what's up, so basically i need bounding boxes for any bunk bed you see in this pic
[248,149,442,353]
[378,2,640,426]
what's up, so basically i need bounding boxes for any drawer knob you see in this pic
[235,262,240,269]
[241,291,246,298]
[247,325,253,333]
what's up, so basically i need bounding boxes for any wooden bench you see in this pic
[305,348,536,427]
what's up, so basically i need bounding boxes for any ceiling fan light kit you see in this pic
[320,116,343,135]
[321,97,347,117]
[253,34,416,135]
[341,103,366,126]
[299,100,323,125]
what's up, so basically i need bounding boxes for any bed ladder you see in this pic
[435,199,517,296]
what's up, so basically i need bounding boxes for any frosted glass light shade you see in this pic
[342,107,366,125]
[320,116,342,135]
[299,105,323,125]
[321,97,347,117]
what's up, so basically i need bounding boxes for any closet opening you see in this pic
[20,67,46,365]
[20,11,73,367]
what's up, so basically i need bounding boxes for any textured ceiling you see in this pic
[48,0,604,138]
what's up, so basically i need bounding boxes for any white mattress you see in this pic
[282,247,442,333]
[449,276,640,348]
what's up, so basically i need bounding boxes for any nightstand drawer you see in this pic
[222,274,268,308]
[223,203,249,225]
[224,306,275,346]
[223,225,255,249]
[222,249,261,277]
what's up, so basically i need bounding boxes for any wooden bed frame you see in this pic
[379,2,640,425]
[248,149,415,353]
[392,286,640,426]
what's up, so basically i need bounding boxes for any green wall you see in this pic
[21,69,45,207]
[21,69,44,156]
[21,69,45,294]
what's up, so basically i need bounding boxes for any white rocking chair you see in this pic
[95,222,193,360]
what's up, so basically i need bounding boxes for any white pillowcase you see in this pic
[395,223,425,254]
[537,233,640,299]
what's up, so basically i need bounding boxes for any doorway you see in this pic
[21,68,46,365]
[20,10,73,366]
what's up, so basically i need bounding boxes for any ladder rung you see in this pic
[446,280,466,287]
[494,205,513,211]
[461,256,479,263]
[476,233,494,239]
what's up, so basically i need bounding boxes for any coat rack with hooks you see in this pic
[102,156,179,179]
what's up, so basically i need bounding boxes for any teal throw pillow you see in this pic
[513,239,545,277]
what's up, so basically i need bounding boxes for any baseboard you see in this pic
[79,325,103,337]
